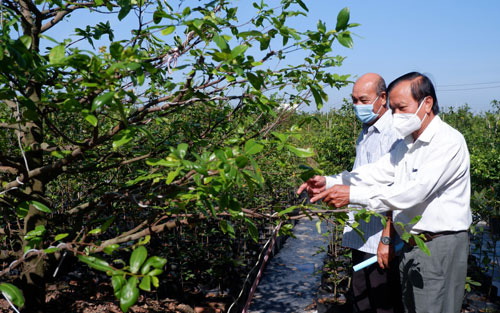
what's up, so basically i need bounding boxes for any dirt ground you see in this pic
[0,277,227,313]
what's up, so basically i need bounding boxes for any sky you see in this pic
[43,0,500,113]
[285,1,500,113]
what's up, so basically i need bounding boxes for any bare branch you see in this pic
[94,219,189,253]
[0,166,19,175]
[40,2,96,33]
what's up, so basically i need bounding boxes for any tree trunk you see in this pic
[20,120,46,313]
[16,1,47,310]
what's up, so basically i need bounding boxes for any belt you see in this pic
[406,230,467,247]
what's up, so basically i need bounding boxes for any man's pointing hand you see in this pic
[310,184,350,208]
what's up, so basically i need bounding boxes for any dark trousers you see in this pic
[351,249,403,313]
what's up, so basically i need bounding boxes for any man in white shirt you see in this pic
[344,73,403,313]
[299,72,471,312]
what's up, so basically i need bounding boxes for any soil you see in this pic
[0,278,227,313]
[0,264,230,313]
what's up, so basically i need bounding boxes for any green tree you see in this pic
[0,0,356,311]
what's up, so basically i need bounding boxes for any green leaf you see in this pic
[78,255,113,272]
[296,0,309,12]
[213,34,228,51]
[85,114,98,127]
[271,131,288,143]
[88,228,101,235]
[24,225,46,240]
[30,200,52,213]
[315,220,322,233]
[19,35,32,49]
[110,42,124,59]
[54,233,69,241]
[0,283,24,309]
[49,45,65,64]
[238,30,263,38]
[112,275,126,298]
[299,169,316,182]
[129,246,147,274]
[161,25,176,36]
[147,269,163,276]
[286,145,315,158]
[235,156,249,168]
[120,277,139,312]
[278,205,300,216]
[112,128,136,149]
[50,150,71,159]
[92,91,114,112]
[140,256,167,275]
[244,139,264,155]
[44,247,58,254]
[231,45,248,58]
[400,232,411,242]
[153,9,163,24]
[118,5,131,20]
[317,20,326,33]
[310,86,323,109]
[177,143,188,159]
[220,220,235,238]
[16,202,30,218]
[151,276,159,288]
[192,19,203,29]
[336,7,350,31]
[146,157,180,167]
[137,69,145,86]
[245,219,259,243]
[246,72,263,89]
[103,244,120,255]
[166,167,181,184]
[337,32,353,48]
[101,216,115,233]
[139,276,151,291]
[409,215,422,225]
[414,236,431,256]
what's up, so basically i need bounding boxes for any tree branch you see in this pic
[93,219,189,253]
[40,2,96,33]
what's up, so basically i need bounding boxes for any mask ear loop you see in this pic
[373,95,384,115]
[416,96,429,124]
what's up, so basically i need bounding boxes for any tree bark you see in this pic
[17,1,47,310]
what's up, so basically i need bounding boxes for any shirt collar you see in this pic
[416,115,441,144]
[366,109,392,133]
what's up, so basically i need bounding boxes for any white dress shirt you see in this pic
[326,115,472,235]
[342,110,401,254]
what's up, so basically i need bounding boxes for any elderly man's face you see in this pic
[353,81,382,110]
[352,80,378,106]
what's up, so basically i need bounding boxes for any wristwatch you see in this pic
[380,236,392,245]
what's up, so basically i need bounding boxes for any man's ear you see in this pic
[380,91,387,106]
[424,96,433,114]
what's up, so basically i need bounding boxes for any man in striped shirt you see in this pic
[342,73,403,312]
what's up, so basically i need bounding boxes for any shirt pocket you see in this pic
[404,161,418,181]
[409,168,418,180]
[366,151,373,163]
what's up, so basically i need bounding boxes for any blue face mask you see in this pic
[353,96,381,124]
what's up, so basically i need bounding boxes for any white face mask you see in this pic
[393,98,428,137]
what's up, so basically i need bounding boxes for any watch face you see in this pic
[381,236,391,245]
